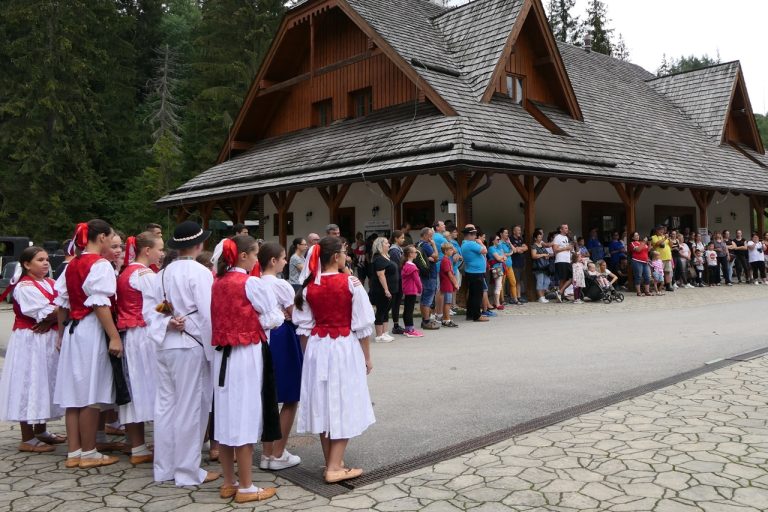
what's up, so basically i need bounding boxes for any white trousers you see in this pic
[153,348,212,486]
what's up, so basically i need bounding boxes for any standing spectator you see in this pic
[432,221,447,321]
[747,233,765,284]
[352,233,367,285]
[416,228,440,330]
[288,238,307,290]
[488,235,506,310]
[629,232,651,296]
[477,231,496,317]
[705,242,720,285]
[307,233,320,250]
[460,227,489,322]
[575,237,590,260]
[713,232,732,286]
[530,229,551,303]
[447,226,463,293]
[677,233,694,288]
[731,229,750,283]
[498,228,520,306]
[651,225,673,292]
[608,231,626,271]
[233,223,249,236]
[669,229,681,289]
[325,224,340,237]
[439,242,459,327]
[509,225,528,302]
[400,246,423,337]
[401,223,414,246]
[370,237,398,342]
[723,230,735,283]
[388,231,406,335]
[553,224,573,302]
[693,249,705,286]
[586,228,605,262]
[650,251,665,295]
[571,252,586,304]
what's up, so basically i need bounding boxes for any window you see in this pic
[348,87,373,118]
[505,74,524,105]
[312,99,333,127]
[402,200,435,230]
[273,212,294,237]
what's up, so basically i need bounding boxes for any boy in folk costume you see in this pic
[147,221,219,486]
[211,236,284,503]
[116,232,164,465]
[0,247,65,452]
[54,220,123,469]
[292,237,376,484]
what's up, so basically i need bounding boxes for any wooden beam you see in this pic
[229,140,253,151]
[317,183,351,224]
[269,190,299,248]
[440,173,456,195]
[231,195,254,223]
[612,182,630,206]
[533,177,549,199]
[507,175,528,200]
[198,201,215,232]
[175,207,190,224]
[690,189,714,230]
[468,171,485,193]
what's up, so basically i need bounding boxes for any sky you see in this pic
[445,0,767,114]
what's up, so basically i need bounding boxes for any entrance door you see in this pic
[581,201,626,241]
[336,207,355,239]
[654,205,696,233]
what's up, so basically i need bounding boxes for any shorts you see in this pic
[652,271,664,282]
[534,271,549,291]
[662,260,673,272]
[442,292,454,304]
[420,276,437,306]
[482,278,488,292]
[555,262,572,281]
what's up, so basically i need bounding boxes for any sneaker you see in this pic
[374,335,393,343]
[555,291,562,303]
[450,308,458,316]
[538,297,549,303]
[421,320,440,330]
[404,329,424,338]
[518,297,528,303]
[673,283,679,289]
[441,320,459,327]
[381,333,395,342]
[685,283,695,289]
[482,310,497,317]
[259,455,272,470]
[269,450,301,470]
[391,324,405,335]
[726,282,733,286]
[573,299,584,304]
[495,305,505,310]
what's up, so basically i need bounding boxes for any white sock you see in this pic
[81,449,100,459]
[95,431,108,443]
[107,421,121,429]
[67,449,82,458]
[131,444,151,456]
[238,484,263,494]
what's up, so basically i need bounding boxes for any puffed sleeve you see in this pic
[54,266,69,309]
[245,276,284,330]
[143,269,171,346]
[291,287,315,336]
[82,260,116,307]
[274,279,296,309]
[349,275,374,339]
[131,267,157,294]
[14,283,55,322]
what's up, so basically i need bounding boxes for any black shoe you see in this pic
[391,324,405,335]
[665,284,673,292]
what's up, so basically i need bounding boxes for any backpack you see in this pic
[414,241,432,279]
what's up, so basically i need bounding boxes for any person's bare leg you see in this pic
[66,408,81,452]
[319,434,330,466]
[220,445,236,486]
[375,324,384,337]
[443,301,451,321]
[435,292,444,318]
[419,305,431,321]
[559,278,572,295]
[125,423,144,449]
[79,407,100,452]
[272,403,298,458]
[326,439,349,472]
[235,444,254,489]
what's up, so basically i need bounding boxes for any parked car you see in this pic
[0,261,19,303]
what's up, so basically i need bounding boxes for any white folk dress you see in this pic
[213,268,284,447]
[53,259,116,408]
[0,280,63,423]
[293,273,376,440]
[118,264,159,424]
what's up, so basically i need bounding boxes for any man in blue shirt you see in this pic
[586,228,605,262]
[432,221,447,320]
[608,231,626,271]
[461,226,489,322]
[417,227,440,330]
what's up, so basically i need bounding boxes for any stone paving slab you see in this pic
[1,354,767,511]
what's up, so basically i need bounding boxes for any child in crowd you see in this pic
[400,246,423,338]
[571,251,585,304]
[439,242,459,327]
[693,249,705,287]
[705,242,720,286]
[0,247,64,453]
[650,251,665,295]
[596,260,618,289]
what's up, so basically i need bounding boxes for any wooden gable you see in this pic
[724,67,765,155]
[217,0,452,163]
[483,0,582,121]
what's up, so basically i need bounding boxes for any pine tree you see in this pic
[657,54,721,76]
[614,33,630,62]
[546,0,580,44]
[581,0,614,56]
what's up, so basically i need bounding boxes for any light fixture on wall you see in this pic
[371,205,380,217]
[306,210,313,222]
[440,200,449,213]
[730,211,737,221]
[261,215,270,223]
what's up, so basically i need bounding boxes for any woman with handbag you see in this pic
[487,235,506,310]
[531,230,552,303]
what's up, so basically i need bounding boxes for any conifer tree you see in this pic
[546,0,580,44]
[614,33,630,62]
[581,0,613,56]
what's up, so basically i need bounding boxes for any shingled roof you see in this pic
[157,0,768,207]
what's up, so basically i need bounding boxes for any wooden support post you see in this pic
[231,195,254,224]
[690,189,715,231]
[612,183,645,286]
[508,175,549,301]
[269,190,298,248]
[377,176,417,229]
[198,201,215,231]
[317,184,351,225]
[175,207,190,224]
[749,195,765,235]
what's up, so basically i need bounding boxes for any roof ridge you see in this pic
[430,0,497,21]
[646,60,740,82]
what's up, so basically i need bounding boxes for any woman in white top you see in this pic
[747,233,765,284]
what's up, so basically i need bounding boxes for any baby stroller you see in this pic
[583,272,624,303]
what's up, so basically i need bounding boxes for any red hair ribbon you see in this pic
[309,244,322,285]
[72,222,88,252]
[250,261,261,277]
[123,236,136,268]
[222,238,238,268]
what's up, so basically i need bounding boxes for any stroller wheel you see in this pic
[615,293,624,303]
[603,296,612,303]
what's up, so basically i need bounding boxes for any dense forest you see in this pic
[1,0,766,242]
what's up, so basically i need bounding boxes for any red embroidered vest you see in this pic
[211,271,267,347]
[306,273,353,338]
[12,276,58,331]
[66,253,104,321]
[116,263,146,329]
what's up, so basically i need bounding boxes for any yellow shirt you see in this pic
[651,234,672,261]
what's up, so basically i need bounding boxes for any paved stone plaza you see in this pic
[1,286,767,511]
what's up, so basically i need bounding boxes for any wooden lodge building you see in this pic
[158,0,768,251]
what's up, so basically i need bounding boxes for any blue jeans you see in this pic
[534,271,549,291]
[632,259,650,285]
[420,276,437,306]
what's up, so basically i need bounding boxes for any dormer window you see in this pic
[312,99,333,127]
[349,87,373,118]
[506,74,524,105]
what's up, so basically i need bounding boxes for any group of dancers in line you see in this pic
[0,219,376,503]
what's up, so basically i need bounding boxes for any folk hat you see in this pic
[167,221,211,249]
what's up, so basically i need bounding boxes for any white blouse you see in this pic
[54,257,116,310]
[14,279,56,322]
[292,274,374,340]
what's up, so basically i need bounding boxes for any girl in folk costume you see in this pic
[211,236,283,503]
[53,220,123,469]
[292,237,376,484]
[259,242,303,471]
[0,247,65,452]
[116,232,163,464]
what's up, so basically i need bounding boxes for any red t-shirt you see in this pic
[630,241,649,262]
[439,256,456,292]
